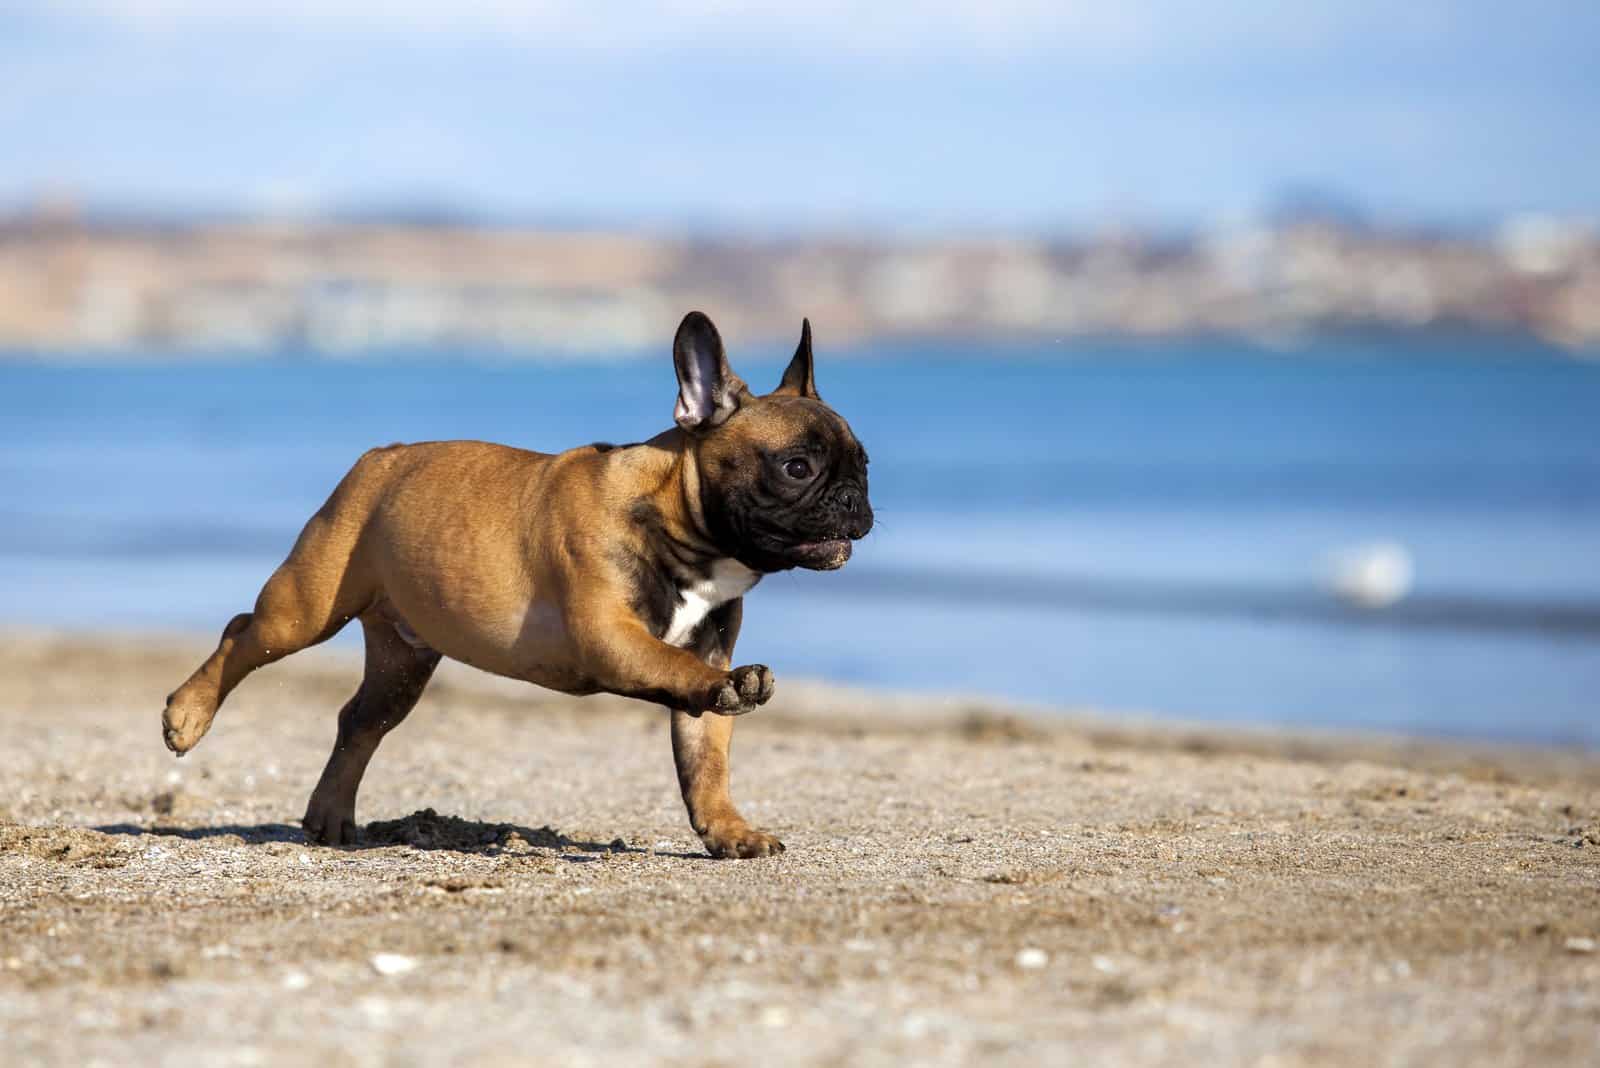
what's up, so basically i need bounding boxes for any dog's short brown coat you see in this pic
[161,312,872,858]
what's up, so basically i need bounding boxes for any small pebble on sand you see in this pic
[1564,937,1596,954]
[370,953,418,977]
[1015,948,1049,970]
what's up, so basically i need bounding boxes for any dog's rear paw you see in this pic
[700,820,786,860]
[161,689,217,755]
[709,665,775,715]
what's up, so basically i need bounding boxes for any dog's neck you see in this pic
[617,436,761,643]
[618,428,728,556]
[671,438,719,553]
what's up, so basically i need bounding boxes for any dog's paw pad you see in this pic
[161,690,218,755]
[711,665,774,714]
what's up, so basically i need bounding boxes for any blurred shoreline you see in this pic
[3,208,1598,355]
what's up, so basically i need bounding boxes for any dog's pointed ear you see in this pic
[772,318,818,399]
[673,311,746,433]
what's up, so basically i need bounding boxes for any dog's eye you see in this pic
[783,458,813,480]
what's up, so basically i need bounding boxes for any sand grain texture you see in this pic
[1,631,1598,1066]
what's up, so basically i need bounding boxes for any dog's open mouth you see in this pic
[789,538,852,570]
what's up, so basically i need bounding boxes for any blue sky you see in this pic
[2,2,1597,231]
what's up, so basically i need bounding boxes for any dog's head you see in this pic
[671,311,873,573]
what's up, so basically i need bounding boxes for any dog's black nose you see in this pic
[845,493,873,539]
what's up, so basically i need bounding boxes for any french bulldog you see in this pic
[161,311,873,858]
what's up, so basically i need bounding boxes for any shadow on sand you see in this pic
[94,808,705,860]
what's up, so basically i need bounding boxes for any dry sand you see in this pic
[1,629,1597,1066]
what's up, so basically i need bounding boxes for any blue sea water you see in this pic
[2,335,1598,745]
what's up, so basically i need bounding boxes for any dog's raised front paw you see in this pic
[700,819,786,859]
[708,664,775,715]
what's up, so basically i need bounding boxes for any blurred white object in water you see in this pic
[1327,541,1414,608]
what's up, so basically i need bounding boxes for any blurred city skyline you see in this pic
[4,2,1599,233]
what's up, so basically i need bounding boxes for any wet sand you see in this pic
[1,630,1597,1066]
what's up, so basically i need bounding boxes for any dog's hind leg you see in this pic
[162,508,374,755]
[302,613,440,846]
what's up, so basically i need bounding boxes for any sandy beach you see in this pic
[1,629,1597,1066]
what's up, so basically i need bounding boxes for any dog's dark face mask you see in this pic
[671,313,874,573]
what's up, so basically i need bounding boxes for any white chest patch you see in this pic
[663,558,761,648]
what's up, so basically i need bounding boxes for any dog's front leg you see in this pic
[671,601,784,859]
[569,609,774,715]
[672,709,783,858]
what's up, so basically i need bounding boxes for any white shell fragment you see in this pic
[370,953,418,977]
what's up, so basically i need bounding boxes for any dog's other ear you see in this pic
[772,318,819,399]
[673,311,747,432]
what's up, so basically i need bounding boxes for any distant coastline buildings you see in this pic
[1,208,1596,355]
